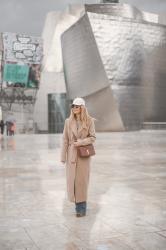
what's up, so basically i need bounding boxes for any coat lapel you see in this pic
[70,119,88,139]
[70,120,78,138]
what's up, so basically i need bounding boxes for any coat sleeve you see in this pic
[77,119,96,146]
[61,119,69,162]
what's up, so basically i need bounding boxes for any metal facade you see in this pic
[61,4,166,131]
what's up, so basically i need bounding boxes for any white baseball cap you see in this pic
[72,97,85,106]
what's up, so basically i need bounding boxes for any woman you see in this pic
[61,97,96,217]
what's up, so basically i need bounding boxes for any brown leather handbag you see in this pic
[73,133,95,158]
[77,144,95,158]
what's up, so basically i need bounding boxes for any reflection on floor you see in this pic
[0,131,166,250]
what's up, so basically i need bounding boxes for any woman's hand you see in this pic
[73,141,80,147]
[73,139,83,147]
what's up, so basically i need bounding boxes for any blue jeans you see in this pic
[75,201,86,214]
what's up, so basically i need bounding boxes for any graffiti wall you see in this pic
[3,32,42,64]
[2,32,42,88]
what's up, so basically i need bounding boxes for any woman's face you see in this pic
[72,105,81,115]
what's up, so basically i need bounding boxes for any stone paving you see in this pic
[0,131,166,250]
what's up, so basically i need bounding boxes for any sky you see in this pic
[0,0,166,36]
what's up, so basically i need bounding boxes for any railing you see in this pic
[143,122,166,130]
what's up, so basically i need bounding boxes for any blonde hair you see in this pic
[69,106,93,129]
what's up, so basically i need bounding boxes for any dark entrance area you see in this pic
[48,93,70,133]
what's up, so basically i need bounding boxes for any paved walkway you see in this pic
[0,131,166,250]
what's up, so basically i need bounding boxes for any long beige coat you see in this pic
[61,118,96,203]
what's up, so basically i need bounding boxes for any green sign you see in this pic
[3,64,29,84]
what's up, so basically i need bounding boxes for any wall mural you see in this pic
[3,32,42,64]
[0,32,43,108]
[2,32,42,89]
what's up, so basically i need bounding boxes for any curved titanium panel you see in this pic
[84,87,124,131]
[61,14,110,99]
